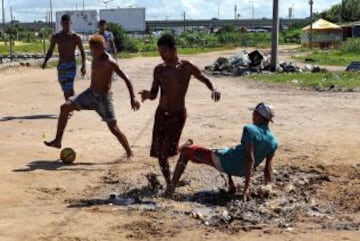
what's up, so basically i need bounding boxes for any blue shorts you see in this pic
[71,88,116,122]
[57,61,76,91]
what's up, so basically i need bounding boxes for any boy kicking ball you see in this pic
[44,34,140,158]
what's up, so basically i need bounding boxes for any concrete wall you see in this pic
[99,8,146,32]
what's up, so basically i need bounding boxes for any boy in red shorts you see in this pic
[167,102,278,201]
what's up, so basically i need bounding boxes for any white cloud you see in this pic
[2,0,342,22]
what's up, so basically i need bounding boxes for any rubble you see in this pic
[204,50,327,76]
[171,166,358,231]
[69,166,359,233]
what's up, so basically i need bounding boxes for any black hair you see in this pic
[157,34,176,48]
[98,19,107,25]
[61,14,71,22]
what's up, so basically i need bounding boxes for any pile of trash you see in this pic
[204,50,327,76]
[175,166,359,231]
[70,166,359,232]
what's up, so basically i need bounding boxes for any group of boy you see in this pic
[42,14,278,200]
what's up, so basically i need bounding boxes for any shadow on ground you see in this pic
[13,160,118,172]
[0,114,57,122]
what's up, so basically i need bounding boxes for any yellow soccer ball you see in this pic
[60,147,76,164]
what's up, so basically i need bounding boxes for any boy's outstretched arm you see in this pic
[138,67,160,102]
[42,35,56,68]
[76,35,87,77]
[113,65,140,111]
[191,62,220,102]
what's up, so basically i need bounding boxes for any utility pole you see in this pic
[83,0,85,11]
[234,5,237,20]
[182,11,186,33]
[250,0,255,19]
[309,0,313,49]
[341,0,344,22]
[49,0,53,32]
[2,0,5,29]
[270,0,279,71]
[10,6,14,61]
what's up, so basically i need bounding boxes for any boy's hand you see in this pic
[138,90,150,102]
[211,90,221,102]
[131,99,140,111]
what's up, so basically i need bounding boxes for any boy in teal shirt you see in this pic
[167,102,278,201]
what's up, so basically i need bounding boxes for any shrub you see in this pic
[217,32,240,44]
[340,38,360,54]
[106,22,139,52]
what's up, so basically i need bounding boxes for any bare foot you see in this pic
[178,139,193,152]
[126,151,134,160]
[44,140,61,149]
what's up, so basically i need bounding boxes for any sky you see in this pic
[1,0,342,23]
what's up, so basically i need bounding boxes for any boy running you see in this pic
[42,14,86,100]
[138,34,220,186]
[44,34,140,158]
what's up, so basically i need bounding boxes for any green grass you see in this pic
[0,41,47,55]
[178,46,236,54]
[294,49,359,66]
[119,46,236,58]
[247,72,360,91]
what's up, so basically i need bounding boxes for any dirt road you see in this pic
[0,49,359,241]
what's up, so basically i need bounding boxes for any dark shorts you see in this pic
[70,88,116,122]
[57,61,76,92]
[187,145,214,167]
[150,107,187,158]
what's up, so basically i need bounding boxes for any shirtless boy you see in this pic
[42,14,86,100]
[44,34,140,158]
[139,34,221,187]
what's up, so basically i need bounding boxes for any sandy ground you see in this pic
[0,48,359,241]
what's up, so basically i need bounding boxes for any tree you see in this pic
[319,0,360,23]
[342,0,360,21]
[319,4,342,22]
[106,22,138,52]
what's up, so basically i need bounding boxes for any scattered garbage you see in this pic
[170,166,359,231]
[345,61,360,71]
[204,50,327,76]
[146,172,163,191]
[69,166,359,232]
